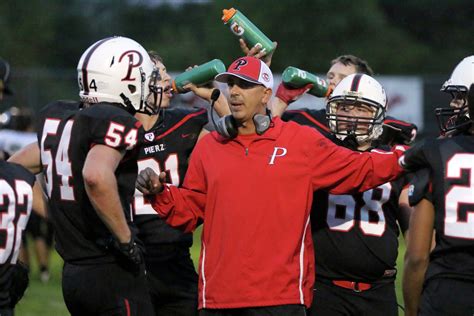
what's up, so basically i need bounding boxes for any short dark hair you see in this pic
[148,51,163,64]
[331,55,374,76]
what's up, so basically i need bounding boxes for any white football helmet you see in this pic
[77,36,162,115]
[436,55,474,134]
[326,73,387,144]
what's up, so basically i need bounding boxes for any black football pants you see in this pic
[145,245,198,316]
[62,262,154,316]
[419,278,474,316]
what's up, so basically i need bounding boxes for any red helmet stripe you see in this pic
[350,73,363,92]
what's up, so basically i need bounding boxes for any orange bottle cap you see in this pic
[222,8,237,23]
[171,80,179,93]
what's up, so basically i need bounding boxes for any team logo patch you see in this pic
[144,132,155,142]
[262,73,270,82]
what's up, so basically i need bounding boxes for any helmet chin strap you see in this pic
[120,93,137,115]
[340,133,360,150]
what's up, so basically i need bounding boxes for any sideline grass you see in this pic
[16,227,407,315]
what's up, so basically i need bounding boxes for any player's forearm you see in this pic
[32,180,48,219]
[269,97,288,117]
[402,255,429,316]
[84,170,131,243]
[214,94,231,117]
[7,142,42,174]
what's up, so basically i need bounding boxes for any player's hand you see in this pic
[239,38,277,67]
[275,82,313,105]
[115,237,144,276]
[136,168,166,195]
[383,117,418,145]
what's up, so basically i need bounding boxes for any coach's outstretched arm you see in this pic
[303,127,406,194]
[137,147,207,233]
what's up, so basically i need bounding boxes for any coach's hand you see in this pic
[136,168,166,195]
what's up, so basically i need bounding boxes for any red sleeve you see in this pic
[305,128,406,194]
[150,141,207,232]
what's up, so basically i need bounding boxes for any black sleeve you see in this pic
[400,139,433,172]
[408,168,432,206]
[392,172,413,234]
[83,107,142,152]
[189,108,208,132]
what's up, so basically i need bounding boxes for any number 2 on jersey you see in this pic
[445,153,474,239]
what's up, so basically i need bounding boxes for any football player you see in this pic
[304,74,412,316]
[402,69,474,315]
[0,106,54,283]
[133,51,229,316]
[273,54,417,146]
[0,159,47,315]
[9,36,160,315]
[435,55,474,137]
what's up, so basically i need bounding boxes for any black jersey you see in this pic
[37,101,143,263]
[312,158,408,282]
[0,161,35,307]
[281,108,331,137]
[402,135,474,282]
[132,107,207,250]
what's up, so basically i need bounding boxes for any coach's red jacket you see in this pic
[151,117,404,309]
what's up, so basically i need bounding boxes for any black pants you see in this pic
[419,278,474,316]
[199,304,306,316]
[0,308,13,316]
[308,279,398,316]
[145,246,198,316]
[62,262,154,316]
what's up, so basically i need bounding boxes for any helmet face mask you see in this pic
[435,104,470,134]
[77,36,163,115]
[326,74,387,145]
[436,56,474,134]
[143,67,163,115]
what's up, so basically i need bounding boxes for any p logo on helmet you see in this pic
[119,50,144,81]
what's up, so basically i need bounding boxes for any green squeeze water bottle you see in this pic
[222,8,276,55]
[172,59,226,93]
[281,66,331,97]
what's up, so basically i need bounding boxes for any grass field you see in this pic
[16,227,407,315]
